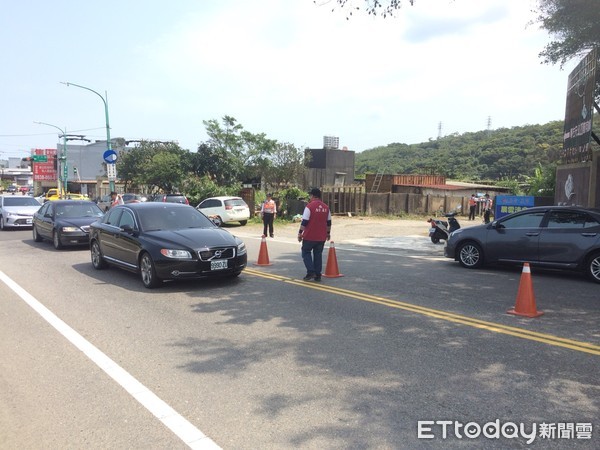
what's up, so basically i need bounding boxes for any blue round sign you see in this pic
[103,150,118,164]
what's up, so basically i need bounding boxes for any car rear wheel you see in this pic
[585,251,600,284]
[0,216,5,231]
[457,241,484,269]
[91,240,108,269]
[33,225,43,242]
[239,220,247,226]
[140,252,161,288]
[53,230,63,250]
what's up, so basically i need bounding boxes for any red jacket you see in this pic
[302,199,331,241]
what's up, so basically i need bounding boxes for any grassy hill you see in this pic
[355,121,564,184]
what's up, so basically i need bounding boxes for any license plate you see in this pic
[429,227,436,233]
[211,260,228,270]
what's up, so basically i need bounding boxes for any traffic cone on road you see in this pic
[323,241,343,278]
[507,263,543,318]
[254,235,272,266]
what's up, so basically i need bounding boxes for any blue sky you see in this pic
[0,0,577,159]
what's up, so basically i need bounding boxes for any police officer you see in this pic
[261,193,277,238]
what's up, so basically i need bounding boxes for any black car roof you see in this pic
[49,200,97,205]
[117,202,191,210]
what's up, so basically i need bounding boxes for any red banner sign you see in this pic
[32,149,58,181]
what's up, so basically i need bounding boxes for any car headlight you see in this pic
[160,249,192,259]
[61,226,80,232]
[237,241,247,256]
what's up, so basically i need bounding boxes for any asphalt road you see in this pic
[0,227,598,449]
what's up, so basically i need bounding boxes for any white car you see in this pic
[0,195,42,230]
[196,196,250,226]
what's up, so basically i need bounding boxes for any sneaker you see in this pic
[314,275,322,282]
[303,274,315,281]
[270,234,274,238]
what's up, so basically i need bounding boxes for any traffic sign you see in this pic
[32,155,48,162]
[103,150,118,164]
[106,162,117,181]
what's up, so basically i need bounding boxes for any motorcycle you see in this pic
[427,211,461,244]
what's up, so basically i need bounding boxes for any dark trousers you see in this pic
[262,213,274,236]
[301,240,325,276]
[484,209,491,224]
[469,206,476,220]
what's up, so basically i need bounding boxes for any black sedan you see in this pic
[89,202,247,288]
[444,205,600,283]
[33,200,105,249]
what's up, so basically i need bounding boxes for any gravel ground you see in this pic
[231,214,483,242]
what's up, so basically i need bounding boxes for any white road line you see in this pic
[0,270,221,450]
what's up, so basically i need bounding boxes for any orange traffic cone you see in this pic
[322,241,344,278]
[254,235,272,266]
[507,263,543,318]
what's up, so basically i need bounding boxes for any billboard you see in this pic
[32,148,57,181]
[561,48,598,164]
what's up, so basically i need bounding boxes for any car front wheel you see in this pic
[53,230,63,250]
[140,252,161,288]
[586,251,600,284]
[91,240,108,269]
[33,225,43,242]
[457,241,484,269]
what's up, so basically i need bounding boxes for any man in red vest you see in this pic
[297,188,332,281]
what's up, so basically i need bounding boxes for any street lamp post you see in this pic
[61,81,115,192]
[34,121,68,197]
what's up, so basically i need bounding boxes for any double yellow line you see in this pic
[245,268,600,356]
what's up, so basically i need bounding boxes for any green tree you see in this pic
[267,142,307,189]
[116,140,187,193]
[199,116,280,187]
[144,151,185,194]
[533,0,600,66]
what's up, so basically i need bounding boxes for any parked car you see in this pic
[89,202,247,288]
[44,188,88,202]
[32,200,105,249]
[196,196,250,226]
[149,193,189,204]
[444,206,600,283]
[96,194,112,212]
[0,195,41,230]
[123,193,148,204]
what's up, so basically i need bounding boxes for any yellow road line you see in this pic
[244,268,600,356]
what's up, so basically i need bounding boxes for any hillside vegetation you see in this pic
[355,121,564,184]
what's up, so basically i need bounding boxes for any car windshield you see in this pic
[3,197,41,207]
[139,206,215,231]
[56,203,104,218]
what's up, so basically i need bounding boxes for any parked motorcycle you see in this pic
[427,212,461,244]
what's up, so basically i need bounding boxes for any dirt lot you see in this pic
[237,214,482,242]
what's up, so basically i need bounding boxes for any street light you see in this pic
[61,81,115,191]
[34,121,67,197]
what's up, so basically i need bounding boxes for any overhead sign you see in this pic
[32,155,47,162]
[103,149,118,164]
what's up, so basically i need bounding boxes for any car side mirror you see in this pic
[121,224,135,234]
